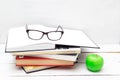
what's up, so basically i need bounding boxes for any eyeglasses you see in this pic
[26,24,64,41]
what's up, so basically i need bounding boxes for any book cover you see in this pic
[5,24,99,52]
[22,66,57,73]
[16,56,75,66]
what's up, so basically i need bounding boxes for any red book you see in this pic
[16,56,74,66]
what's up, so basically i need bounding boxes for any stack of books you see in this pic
[5,24,99,73]
[14,46,81,73]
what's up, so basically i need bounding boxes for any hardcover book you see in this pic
[5,24,99,52]
[18,53,80,62]
[22,66,56,73]
[16,56,75,66]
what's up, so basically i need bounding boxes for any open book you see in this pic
[5,24,99,52]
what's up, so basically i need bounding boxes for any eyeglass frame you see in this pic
[26,24,64,41]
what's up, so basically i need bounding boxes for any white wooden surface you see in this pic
[0,44,120,80]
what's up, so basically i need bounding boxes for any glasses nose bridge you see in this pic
[43,32,48,35]
[41,32,49,39]
[42,32,49,38]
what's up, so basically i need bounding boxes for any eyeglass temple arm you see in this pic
[56,25,64,31]
[26,24,28,32]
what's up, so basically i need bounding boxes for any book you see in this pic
[13,47,81,55]
[5,24,99,52]
[22,66,57,73]
[22,60,79,73]
[16,56,75,66]
[18,53,80,61]
[25,53,80,61]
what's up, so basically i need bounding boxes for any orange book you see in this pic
[16,56,74,66]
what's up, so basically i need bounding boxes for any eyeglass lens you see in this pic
[28,30,43,40]
[47,31,63,40]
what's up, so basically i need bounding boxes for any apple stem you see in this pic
[96,54,98,57]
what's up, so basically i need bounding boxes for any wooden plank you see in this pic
[1,75,120,80]
[0,62,119,77]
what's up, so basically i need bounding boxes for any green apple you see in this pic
[86,54,104,72]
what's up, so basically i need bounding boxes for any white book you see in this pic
[5,24,99,52]
[13,47,81,55]
[26,53,80,61]
[6,43,55,52]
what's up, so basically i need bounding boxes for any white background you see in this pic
[0,0,120,44]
